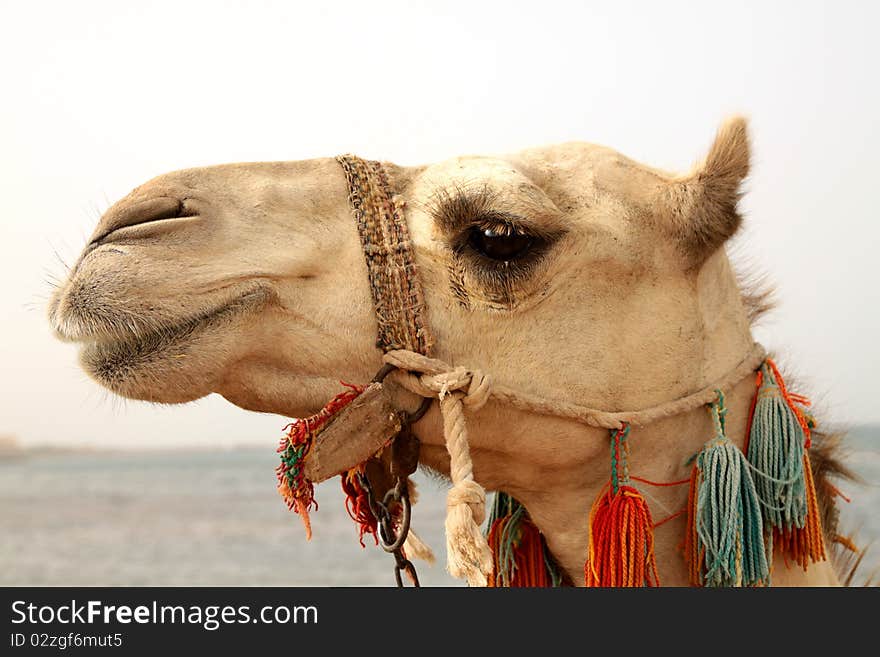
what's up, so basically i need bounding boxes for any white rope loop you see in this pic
[383,343,767,430]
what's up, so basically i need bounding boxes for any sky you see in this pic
[1,0,878,449]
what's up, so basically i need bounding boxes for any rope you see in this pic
[653,506,688,529]
[440,390,494,585]
[381,352,495,583]
[384,342,767,430]
[631,476,692,487]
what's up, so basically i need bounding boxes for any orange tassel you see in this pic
[772,453,826,569]
[293,498,313,541]
[584,483,659,587]
[683,463,703,586]
[584,425,659,587]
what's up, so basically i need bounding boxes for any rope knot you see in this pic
[463,369,491,411]
[428,366,469,400]
[382,351,492,413]
[447,478,487,525]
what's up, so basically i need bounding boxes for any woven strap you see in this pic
[336,155,434,355]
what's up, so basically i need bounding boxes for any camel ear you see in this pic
[661,116,750,266]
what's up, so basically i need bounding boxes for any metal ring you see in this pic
[379,492,411,553]
[371,363,396,384]
[378,517,397,550]
[407,397,433,424]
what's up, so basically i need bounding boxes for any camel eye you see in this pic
[467,225,535,262]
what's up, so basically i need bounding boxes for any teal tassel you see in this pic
[690,391,769,587]
[747,361,808,533]
[746,360,825,566]
[486,493,526,586]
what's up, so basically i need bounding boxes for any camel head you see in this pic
[50,118,752,415]
[50,118,769,582]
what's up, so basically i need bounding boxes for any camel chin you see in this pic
[78,341,212,404]
[55,283,274,404]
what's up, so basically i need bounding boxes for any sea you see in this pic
[1,427,877,586]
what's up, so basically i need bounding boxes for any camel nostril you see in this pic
[89,196,184,246]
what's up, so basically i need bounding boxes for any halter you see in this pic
[275,154,827,587]
[335,155,433,355]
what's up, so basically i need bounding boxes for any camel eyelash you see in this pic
[449,216,556,291]
[426,185,565,303]
[472,216,532,237]
[449,234,552,310]
[428,185,561,240]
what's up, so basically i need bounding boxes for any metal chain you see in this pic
[361,364,430,586]
[356,462,419,587]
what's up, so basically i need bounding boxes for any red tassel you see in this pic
[487,513,551,587]
[584,483,659,587]
[276,382,364,539]
[584,425,659,587]
[340,465,379,547]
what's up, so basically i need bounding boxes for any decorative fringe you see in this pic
[584,425,659,587]
[486,492,564,587]
[340,465,378,547]
[747,360,825,567]
[403,478,436,564]
[276,383,364,539]
[685,391,769,587]
[403,528,436,564]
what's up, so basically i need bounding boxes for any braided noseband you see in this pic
[336,155,433,356]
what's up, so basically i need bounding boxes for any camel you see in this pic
[48,117,852,586]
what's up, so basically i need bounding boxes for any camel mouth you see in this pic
[79,287,272,389]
